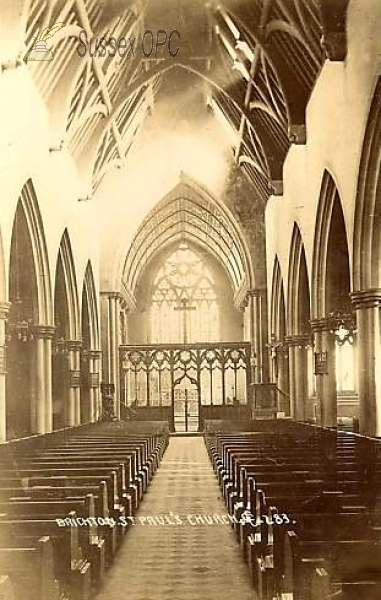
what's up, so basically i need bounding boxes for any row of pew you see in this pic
[205,419,381,600]
[0,420,169,600]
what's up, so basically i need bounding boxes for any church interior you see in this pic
[0,0,381,599]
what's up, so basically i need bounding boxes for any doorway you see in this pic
[173,386,199,432]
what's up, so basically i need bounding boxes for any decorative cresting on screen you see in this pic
[123,184,249,299]
[119,342,251,408]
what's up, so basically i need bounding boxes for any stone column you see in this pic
[277,344,289,414]
[87,349,101,422]
[66,340,82,426]
[246,290,268,383]
[120,303,128,346]
[351,290,381,436]
[311,319,337,428]
[32,326,55,434]
[0,303,10,441]
[286,334,311,422]
[101,292,121,419]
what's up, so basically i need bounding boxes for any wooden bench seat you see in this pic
[0,514,92,600]
[205,424,381,600]
[0,535,60,600]
[0,465,127,504]
[0,495,106,579]
[311,567,381,600]
[283,531,381,600]
[0,422,168,599]
[2,454,144,504]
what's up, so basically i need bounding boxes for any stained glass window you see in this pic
[150,243,219,343]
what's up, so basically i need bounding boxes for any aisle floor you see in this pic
[95,437,256,600]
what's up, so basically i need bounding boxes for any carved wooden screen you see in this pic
[120,342,251,408]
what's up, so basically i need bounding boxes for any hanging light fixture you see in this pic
[327,311,356,346]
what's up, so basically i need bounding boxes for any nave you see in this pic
[95,436,254,600]
[0,417,380,600]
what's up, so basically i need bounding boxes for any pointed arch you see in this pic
[353,76,381,290]
[7,181,53,437]
[122,176,255,306]
[270,256,290,411]
[287,224,313,421]
[270,256,287,341]
[13,180,53,325]
[82,261,100,351]
[312,170,351,319]
[288,223,311,335]
[55,230,80,340]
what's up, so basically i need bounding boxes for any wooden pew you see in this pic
[3,451,143,508]
[204,423,381,600]
[0,480,120,562]
[0,422,169,600]
[283,530,381,600]
[0,574,16,600]
[0,513,91,600]
[0,536,60,600]
[311,567,381,600]
[0,494,105,588]
[26,449,144,504]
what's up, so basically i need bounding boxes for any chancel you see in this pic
[0,1,381,599]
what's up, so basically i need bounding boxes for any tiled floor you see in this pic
[95,436,256,600]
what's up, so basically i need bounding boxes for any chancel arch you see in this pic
[80,261,101,424]
[287,224,312,422]
[312,171,355,428]
[6,181,53,438]
[270,256,290,415]
[352,76,381,436]
[122,178,254,304]
[52,230,80,429]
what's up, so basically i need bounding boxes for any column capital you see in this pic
[310,318,331,333]
[87,373,100,389]
[33,325,55,339]
[241,288,266,308]
[69,370,81,388]
[101,291,122,301]
[84,349,102,360]
[0,346,6,374]
[246,288,266,298]
[284,334,312,348]
[66,340,83,351]
[0,302,11,320]
[350,289,381,309]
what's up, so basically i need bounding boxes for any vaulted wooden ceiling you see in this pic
[17,0,349,199]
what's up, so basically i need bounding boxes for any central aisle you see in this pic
[95,436,256,600]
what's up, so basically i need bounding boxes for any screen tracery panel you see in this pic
[120,342,251,408]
